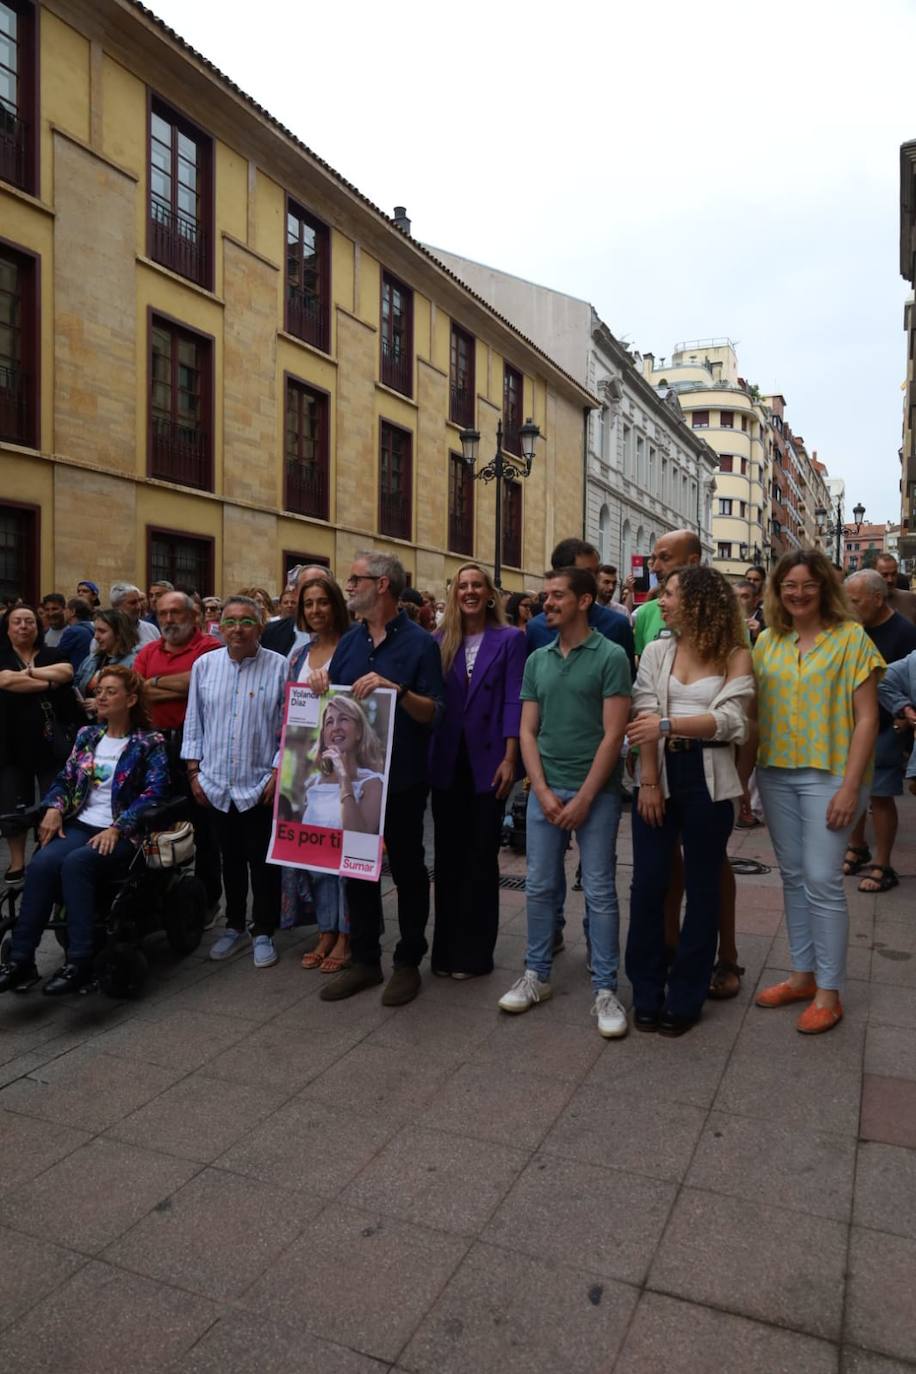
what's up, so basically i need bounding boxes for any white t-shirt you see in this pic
[464,632,485,677]
[79,734,130,829]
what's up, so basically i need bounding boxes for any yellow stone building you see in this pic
[0,0,594,603]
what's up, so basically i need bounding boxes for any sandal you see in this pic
[842,845,871,876]
[319,954,352,974]
[301,949,327,969]
[857,864,899,894]
[708,959,745,1000]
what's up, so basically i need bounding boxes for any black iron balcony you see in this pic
[0,362,31,445]
[0,109,27,190]
[151,416,211,489]
[379,490,411,540]
[287,286,329,353]
[381,338,412,397]
[285,460,328,520]
[149,199,208,287]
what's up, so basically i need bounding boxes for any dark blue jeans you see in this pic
[12,821,134,965]
[626,749,734,1020]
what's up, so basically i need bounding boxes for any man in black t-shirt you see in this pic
[845,571,916,892]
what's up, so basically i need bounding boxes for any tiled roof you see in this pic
[126,1,599,406]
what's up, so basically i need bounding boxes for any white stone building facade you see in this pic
[426,251,717,570]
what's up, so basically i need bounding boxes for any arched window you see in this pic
[622,519,632,570]
[598,504,611,561]
[636,524,645,554]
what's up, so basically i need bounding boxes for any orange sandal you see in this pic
[319,954,352,974]
[796,1001,843,1034]
[755,978,816,1008]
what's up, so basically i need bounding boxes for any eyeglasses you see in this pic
[345,575,380,589]
[220,617,259,629]
[781,583,819,595]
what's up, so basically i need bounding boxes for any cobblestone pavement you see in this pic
[0,795,915,1373]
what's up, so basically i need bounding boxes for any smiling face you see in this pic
[456,567,488,620]
[544,574,590,630]
[93,618,116,654]
[658,574,682,628]
[322,702,360,757]
[778,564,823,623]
[301,584,333,635]
[220,601,262,656]
[279,587,298,617]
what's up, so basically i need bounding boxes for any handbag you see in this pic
[143,819,195,868]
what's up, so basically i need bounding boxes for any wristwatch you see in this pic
[659,718,672,737]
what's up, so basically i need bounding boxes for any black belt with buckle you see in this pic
[665,737,729,752]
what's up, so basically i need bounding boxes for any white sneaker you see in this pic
[498,970,552,1014]
[209,929,249,961]
[593,989,628,1039]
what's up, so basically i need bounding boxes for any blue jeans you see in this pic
[525,787,622,992]
[756,766,863,992]
[626,749,735,1021]
[312,874,348,935]
[12,821,134,965]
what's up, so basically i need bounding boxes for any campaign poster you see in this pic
[630,554,657,605]
[268,683,395,882]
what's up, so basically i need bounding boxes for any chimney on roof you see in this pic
[393,206,411,235]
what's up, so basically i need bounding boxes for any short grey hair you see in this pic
[150,579,174,591]
[356,550,406,600]
[109,581,141,607]
[847,569,887,601]
[222,595,263,621]
[157,590,196,613]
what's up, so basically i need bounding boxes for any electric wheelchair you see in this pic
[0,796,207,998]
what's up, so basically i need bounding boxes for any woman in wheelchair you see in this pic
[0,666,169,996]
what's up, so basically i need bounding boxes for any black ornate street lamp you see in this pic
[459,416,541,589]
[815,498,865,565]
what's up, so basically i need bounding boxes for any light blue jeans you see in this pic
[756,767,864,992]
[525,787,622,992]
[312,874,348,935]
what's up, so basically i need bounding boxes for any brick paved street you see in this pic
[0,797,914,1373]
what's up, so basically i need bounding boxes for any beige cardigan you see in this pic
[632,637,756,801]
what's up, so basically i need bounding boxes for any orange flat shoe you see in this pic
[796,1001,843,1035]
[755,978,816,1009]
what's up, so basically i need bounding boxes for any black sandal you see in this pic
[843,845,871,876]
[857,864,899,894]
[708,959,745,1000]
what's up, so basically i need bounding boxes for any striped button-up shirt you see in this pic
[181,645,288,812]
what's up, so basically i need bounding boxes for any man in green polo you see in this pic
[498,566,631,1037]
[633,529,703,658]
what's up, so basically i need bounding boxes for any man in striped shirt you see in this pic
[181,596,288,969]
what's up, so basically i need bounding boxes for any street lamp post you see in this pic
[459,416,541,590]
[815,498,865,566]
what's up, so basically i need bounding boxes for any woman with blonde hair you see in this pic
[626,566,755,1035]
[303,694,385,834]
[429,563,527,978]
[753,549,882,1034]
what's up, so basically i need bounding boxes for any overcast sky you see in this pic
[148,0,916,525]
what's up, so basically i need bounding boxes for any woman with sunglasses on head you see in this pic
[0,666,168,996]
[626,566,754,1036]
[752,549,882,1034]
[429,563,527,979]
[284,575,353,970]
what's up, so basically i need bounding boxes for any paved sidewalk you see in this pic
[0,797,914,1372]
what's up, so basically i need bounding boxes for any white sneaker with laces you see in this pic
[253,934,278,969]
[593,989,628,1039]
[498,969,552,1014]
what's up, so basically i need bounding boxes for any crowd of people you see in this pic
[1,536,914,1039]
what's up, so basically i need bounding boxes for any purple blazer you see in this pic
[429,624,528,794]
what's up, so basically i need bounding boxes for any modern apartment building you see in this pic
[425,252,718,569]
[0,0,595,602]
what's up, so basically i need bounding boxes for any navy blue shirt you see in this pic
[526,603,635,678]
[58,621,95,674]
[329,611,445,793]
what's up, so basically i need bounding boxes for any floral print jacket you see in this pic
[41,725,170,839]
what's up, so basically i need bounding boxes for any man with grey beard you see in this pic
[134,592,223,914]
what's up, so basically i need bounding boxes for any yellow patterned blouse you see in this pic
[753,620,884,776]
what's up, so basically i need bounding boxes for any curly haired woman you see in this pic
[625,566,755,1035]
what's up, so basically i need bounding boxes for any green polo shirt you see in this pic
[633,598,664,657]
[521,629,631,791]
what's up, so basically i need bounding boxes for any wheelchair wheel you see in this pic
[164,874,207,957]
[96,944,148,998]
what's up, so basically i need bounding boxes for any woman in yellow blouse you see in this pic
[753,550,882,1034]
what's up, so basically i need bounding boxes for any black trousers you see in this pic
[210,802,279,937]
[431,748,504,975]
[164,729,222,909]
[345,782,429,969]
